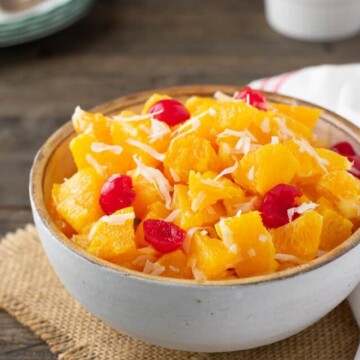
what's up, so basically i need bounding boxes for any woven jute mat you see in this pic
[0,225,359,360]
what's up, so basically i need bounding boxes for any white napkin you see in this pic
[250,64,360,328]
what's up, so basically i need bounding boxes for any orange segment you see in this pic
[86,208,136,260]
[172,184,225,230]
[157,250,192,279]
[232,143,299,195]
[52,168,105,233]
[70,133,131,176]
[189,232,238,280]
[188,171,245,213]
[271,103,322,132]
[215,211,277,277]
[271,210,323,260]
[316,171,360,219]
[72,107,112,143]
[316,198,353,251]
[185,96,217,115]
[164,136,219,184]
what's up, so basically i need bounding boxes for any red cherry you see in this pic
[330,141,356,157]
[235,86,267,111]
[143,219,186,253]
[148,99,190,126]
[99,175,136,215]
[348,155,360,179]
[260,184,302,228]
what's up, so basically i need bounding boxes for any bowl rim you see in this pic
[29,84,360,287]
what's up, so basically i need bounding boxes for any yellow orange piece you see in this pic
[164,136,219,184]
[232,143,299,195]
[135,202,170,247]
[316,171,360,219]
[86,208,136,260]
[141,93,172,114]
[271,210,323,260]
[316,198,353,251]
[172,184,225,230]
[271,103,322,132]
[185,96,217,115]
[72,107,112,143]
[157,250,192,279]
[52,168,104,233]
[70,133,131,176]
[48,199,76,238]
[215,211,277,277]
[188,171,245,213]
[189,232,238,280]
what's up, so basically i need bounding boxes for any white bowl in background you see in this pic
[264,0,360,42]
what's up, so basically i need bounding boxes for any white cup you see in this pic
[264,0,360,42]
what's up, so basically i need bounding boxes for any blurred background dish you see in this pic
[0,0,95,47]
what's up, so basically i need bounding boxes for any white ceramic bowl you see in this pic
[30,86,360,352]
[265,0,360,42]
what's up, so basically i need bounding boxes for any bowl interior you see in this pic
[34,85,360,286]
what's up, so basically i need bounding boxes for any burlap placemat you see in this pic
[0,225,359,359]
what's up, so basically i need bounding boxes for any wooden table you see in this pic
[1,0,360,358]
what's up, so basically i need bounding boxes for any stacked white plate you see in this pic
[0,0,95,47]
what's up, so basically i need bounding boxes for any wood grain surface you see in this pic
[1,0,360,358]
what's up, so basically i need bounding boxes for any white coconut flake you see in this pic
[247,248,256,257]
[191,191,207,212]
[247,166,255,181]
[293,138,329,172]
[229,244,238,254]
[88,223,98,241]
[218,218,234,250]
[169,265,180,273]
[274,117,295,138]
[169,168,180,182]
[143,260,165,276]
[260,117,270,133]
[91,142,123,155]
[126,139,165,161]
[208,108,217,116]
[86,154,107,178]
[164,209,180,222]
[112,110,163,122]
[258,234,268,243]
[287,202,318,222]
[190,259,206,283]
[200,178,224,188]
[139,124,152,134]
[133,156,173,209]
[200,230,208,236]
[132,255,157,267]
[214,161,238,181]
[275,254,306,264]
[148,119,171,143]
[172,110,208,139]
[234,136,251,155]
[271,136,279,144]
[214,91,234,101]
[102,212,136,226]
[218,129,258,142]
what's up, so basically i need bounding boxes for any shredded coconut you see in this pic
[293,138,329,172]
[275,254,306,264]
[191,191,207,212]
[126,139,165,161]
[218,129,258,142]
[169,265,180,273]
[214,91,234,101]
[200,230,208,236]
[102,212,136,225]
[247,166,255,181]
[274,117,295,138]
[260,117,270,133]
[258,234,268,243]
[208,108,217,116]
[86,154,107,178]
[271,136,279,144]
[287,202,318,222]
[190,259,206,283]
[164,209,180,222]
[171,110,208,140]
[91,142,123,155]
[133,156,173,209]
[218,218,235,250]
[169,168,180,182]
[143,260,165,276]
[229,244,238,254]
[234,136,252,155]
[247,248,256,257]
[214,161,238,181]
[148,119,171,143]
[200,178,224,188]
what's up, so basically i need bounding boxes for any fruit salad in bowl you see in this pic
[30,86,360,352]
[50,87,360,282]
